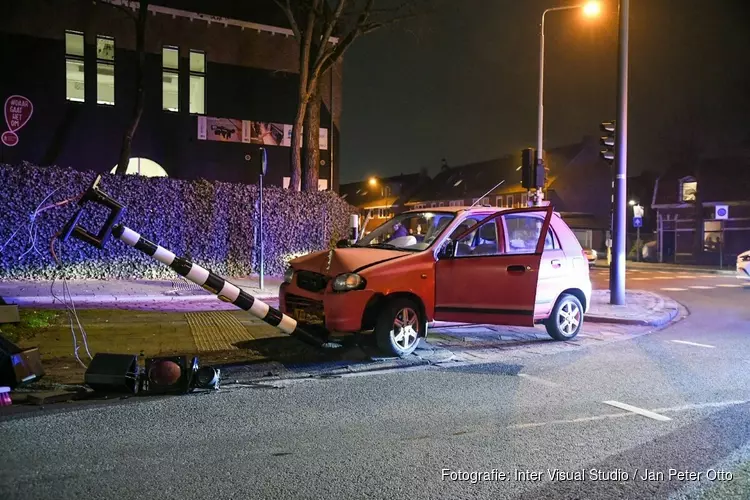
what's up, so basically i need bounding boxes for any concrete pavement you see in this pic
[1,277,748,499]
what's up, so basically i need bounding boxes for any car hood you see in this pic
[290,247,410,277]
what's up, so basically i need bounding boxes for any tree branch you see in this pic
[312,0,348,72]
[273,0,301,40]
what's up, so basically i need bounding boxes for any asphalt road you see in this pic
[2,269,749,500]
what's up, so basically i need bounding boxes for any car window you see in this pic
[504,214,550,254]
[453,220,501,257]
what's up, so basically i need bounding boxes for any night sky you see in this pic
[341,0,750,183]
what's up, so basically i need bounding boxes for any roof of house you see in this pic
[653,156,750,206]
[340,173,426,207]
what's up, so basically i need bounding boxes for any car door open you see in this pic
[434,205,553,326]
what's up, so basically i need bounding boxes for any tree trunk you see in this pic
[115,0,148,175]
[289,105,305,191]
[302,83,322,192]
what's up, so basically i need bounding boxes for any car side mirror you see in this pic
[438,240,455,259]
[336,239,351,248]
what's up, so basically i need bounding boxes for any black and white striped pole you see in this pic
[58,175,326,349]
[111,225,325,348]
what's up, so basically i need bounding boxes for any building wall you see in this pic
[0,0,342,189]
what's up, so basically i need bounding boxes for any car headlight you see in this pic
[284,267,295,284]
[332,273,365,291]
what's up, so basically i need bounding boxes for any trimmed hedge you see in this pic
[0,163,357,280]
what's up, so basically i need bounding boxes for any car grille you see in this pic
[296,270,328,293]
[285,293,325,325]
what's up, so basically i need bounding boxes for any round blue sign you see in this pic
[717,208,727,217]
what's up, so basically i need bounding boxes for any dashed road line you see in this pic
[689,285,715,289]
[670,340,715,348]
[716,284,743,288]
[602,400,672,421]
[661,287,688,291]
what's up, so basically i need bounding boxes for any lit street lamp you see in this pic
[535,2,601,206]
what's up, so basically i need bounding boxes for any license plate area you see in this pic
[287,294,325,325]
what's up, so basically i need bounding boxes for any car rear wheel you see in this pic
[545,293,583,341]
[374,298,423,357]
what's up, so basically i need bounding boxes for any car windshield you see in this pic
[355,211,456,251]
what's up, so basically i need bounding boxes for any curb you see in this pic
[586,306,680,326]
[592,263,736,276]
[4,293,280,306]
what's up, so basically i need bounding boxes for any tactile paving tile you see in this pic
[185,311,255,352]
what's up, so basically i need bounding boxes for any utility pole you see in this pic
[610,0,629,305]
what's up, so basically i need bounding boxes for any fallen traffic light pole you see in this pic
[57,175,327,349]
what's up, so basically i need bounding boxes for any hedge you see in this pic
[0,163,357,280]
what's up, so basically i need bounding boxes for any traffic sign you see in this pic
[633,217,642,228]
[715,205,728,220]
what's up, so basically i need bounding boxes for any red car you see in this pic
[280,205,592,357]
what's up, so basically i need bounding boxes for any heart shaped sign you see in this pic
[3,95,33,147]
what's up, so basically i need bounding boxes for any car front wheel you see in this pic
[374,298,423,357]
[545,293,583,341]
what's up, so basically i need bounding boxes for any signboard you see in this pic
[2,95,33,147]
[633,217,642,228]
[715,205,729,220]
[198,115,328,149]
[632,204,644,218]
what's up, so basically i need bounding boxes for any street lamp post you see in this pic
[536,2,601,206]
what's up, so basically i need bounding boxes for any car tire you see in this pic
[374,297,423,357]
[545,293,584,341]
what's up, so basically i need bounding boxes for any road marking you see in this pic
[671,339,715,348]
[653,276,674,279]
[517,373,559,387]
[689,285,714,289]
[631,277,652,281]
[602,400,672,421]
[716,284,743,288]
[652,400,750,413]
[661,287,688,291]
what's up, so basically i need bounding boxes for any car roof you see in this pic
[403,206,561,217]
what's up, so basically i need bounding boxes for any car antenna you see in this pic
[469,180,505,208]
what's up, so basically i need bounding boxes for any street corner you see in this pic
[585,289,688,327]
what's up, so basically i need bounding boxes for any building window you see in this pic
[520,194,527,207]
[65,31,85,102]
[449,200,462,207]
[507,195,514,207]
[162,46,179,112]
[96,36,115,105]
[189,50,205,114]
[680,177,697,202]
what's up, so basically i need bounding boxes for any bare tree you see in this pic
[274,0,422,191]
[93,0,149,175]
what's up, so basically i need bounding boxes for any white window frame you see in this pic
[95,35,115,105]
[65,30,85,102]
[520,193,527,207]
[189,49,205,114]
[162,46,180,112]
[679,176,697,202]
[506,195,513,207]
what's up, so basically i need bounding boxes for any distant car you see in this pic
[737,250,750,280]
[280,205,592,357]
[582,248,597,265]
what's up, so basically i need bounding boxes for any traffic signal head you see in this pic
[521,148,535,189]
[600,120,616,163]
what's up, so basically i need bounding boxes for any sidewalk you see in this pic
[593,259,737,276]
[0,275,283,307]
[586,289,684,326]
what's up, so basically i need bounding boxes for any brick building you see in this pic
[0,0,342,190]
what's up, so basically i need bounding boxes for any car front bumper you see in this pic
[279,282,375,333]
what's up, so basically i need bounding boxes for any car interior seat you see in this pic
[472,224,498,255]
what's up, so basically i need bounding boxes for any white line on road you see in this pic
[508,400,750,430]
[517,373,560,387]
[670,340,716,348]
[602,400,672,421]
[689,285,715,289]
[716,284,743,288]
[661,287,688,291]
[631,277,652,281]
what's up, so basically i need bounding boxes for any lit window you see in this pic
[189,50,205,114]
[520,194,527,207]
[507,195,513,207]
[65,31,85,102]
[109,157,168,177]
[680,177,697,202]
[162,46,179,112]
[96,36,115,105]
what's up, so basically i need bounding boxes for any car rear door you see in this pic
[434,206,553,326]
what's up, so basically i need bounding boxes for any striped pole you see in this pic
[111,225,325,348]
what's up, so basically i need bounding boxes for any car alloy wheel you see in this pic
[392,307,419,351]
[556,300,581,337]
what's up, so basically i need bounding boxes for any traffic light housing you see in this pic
[521,148,535,189]
[534,150,546,188]
[600,121,616,163]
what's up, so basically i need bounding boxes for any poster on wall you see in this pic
[197,116,247,143]
[2,95,33,147]
[198,115,327,149]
